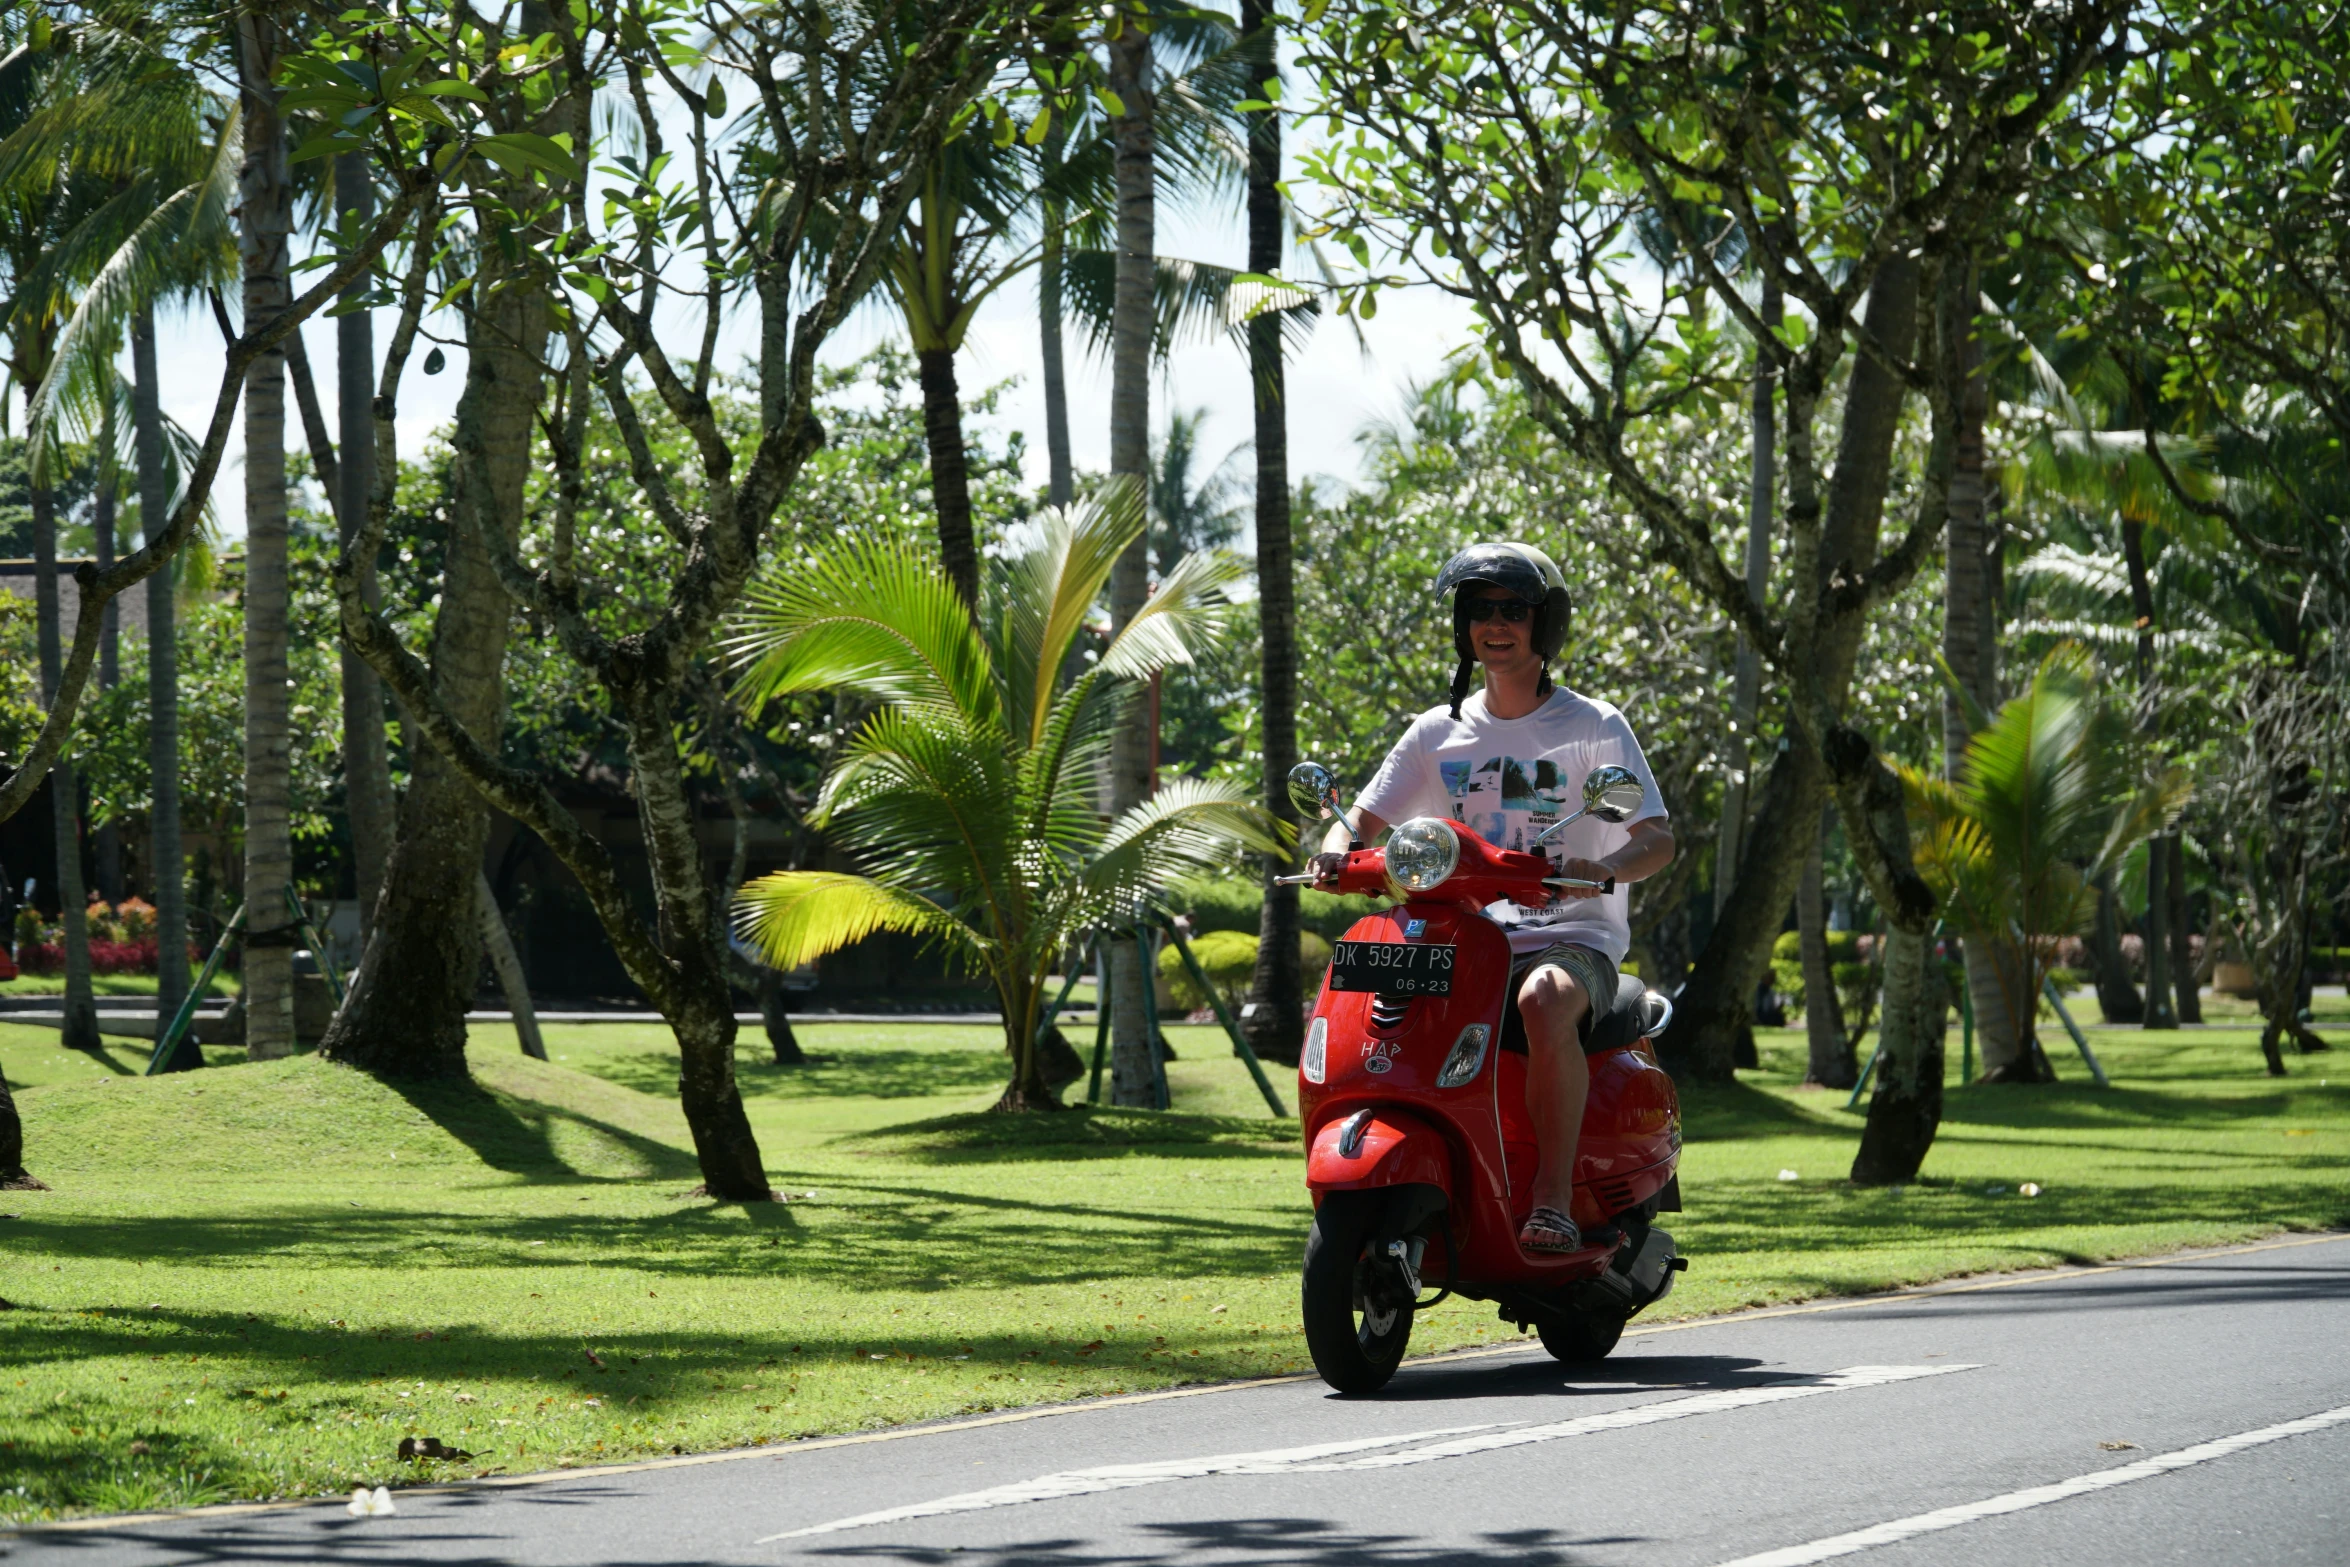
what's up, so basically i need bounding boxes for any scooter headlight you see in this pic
[1301,1016,1328,1085]
[1436,1023,1491,1088]
[1385,817,1461,894]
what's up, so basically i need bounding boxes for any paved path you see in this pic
[11,1233,2348,1566]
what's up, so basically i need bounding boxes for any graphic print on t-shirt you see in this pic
[1458,755,1572,861]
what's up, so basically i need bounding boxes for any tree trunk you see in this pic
[1850,923,1945,1184]
[917,345,979,613]
[755,967,805,1065]
[1105,21,1158,1108]
[2166,835,2201,1021]
[91,395,124,905]
[2119,515,2176,1028]
[1714,271,1779,924]
[624,693,771,1195]
[335,147,394,942]
[1038,139,1074,510]
[1663,730,1822,1080]
[476,870,545,1061]
[239,13,299,1061]
[1798,811,1853,1087]
[2088,866,2144,1022]
[0,1064,44,1189]
[133,309,189,1034]
[1665,259,1919,1083]
[30,460,101,1053]
[1238,0,1303,1068]
[322,247,544,1079]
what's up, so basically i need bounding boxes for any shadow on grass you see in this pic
[0,1167,1301,1290]
[1673,1173,2350,1264]
[589,1047,1014,1102]
[833,1105,1301,1165]
[383,1075,699,1184]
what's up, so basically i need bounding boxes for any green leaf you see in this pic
[422,347,446,375]
[704,76,728,119]
[1095,87,1126,118]
[475,132,582,182]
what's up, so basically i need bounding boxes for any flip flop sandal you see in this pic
[1519,1206,1581,1253]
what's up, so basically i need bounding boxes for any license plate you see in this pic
[1328,940,1455,996]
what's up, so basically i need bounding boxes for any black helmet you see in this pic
[1433,542,1573,717]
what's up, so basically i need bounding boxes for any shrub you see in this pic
[1167,873,1386,943]
[1157,929,1334,1013]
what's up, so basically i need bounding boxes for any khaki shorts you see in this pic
[1498,941,1621,1055]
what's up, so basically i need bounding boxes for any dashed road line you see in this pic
[1715,1400,2350,1567]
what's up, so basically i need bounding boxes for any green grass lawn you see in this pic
[2,999,2345,1526]
[1,974,239,999]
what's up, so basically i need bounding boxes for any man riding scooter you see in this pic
[1309,542,1676,1255]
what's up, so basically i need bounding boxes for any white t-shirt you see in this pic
[1353,686,1668,963]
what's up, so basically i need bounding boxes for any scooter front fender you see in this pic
[1307,1107,1452,1194]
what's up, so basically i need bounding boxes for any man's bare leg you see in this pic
[1520,964,1591,1239]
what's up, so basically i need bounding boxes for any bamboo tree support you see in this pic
[1133,924,1171,1111]
[1161,920,1287,1117]
[147,905,245,1075]
[287,885,344,1006]
[1087,947,1113,1106]
[2042,977,2110,1087]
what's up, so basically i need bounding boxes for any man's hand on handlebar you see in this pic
[1552,856,1613,897]
[1307,850,1350,885]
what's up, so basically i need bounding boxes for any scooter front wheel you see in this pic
[1301,1190,1414,1393]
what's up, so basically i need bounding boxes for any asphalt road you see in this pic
[11,1232,2348,1567]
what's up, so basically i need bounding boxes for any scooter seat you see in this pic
[1584,975,1667,1053]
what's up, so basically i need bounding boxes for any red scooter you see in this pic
[1282,762,1685,1393]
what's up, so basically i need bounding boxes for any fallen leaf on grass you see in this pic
[584,1349,606,1369]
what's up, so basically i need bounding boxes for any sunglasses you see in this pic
[1465,599,1534,624]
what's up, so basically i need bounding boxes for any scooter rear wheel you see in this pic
[1536,1309,1624,1363]
[1302,1190,1415,1393]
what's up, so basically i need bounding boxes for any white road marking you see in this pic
[756,1427,1501,1541]
[761,1364,1973,1541]
[1716,1400,2350,1567]
[1297,1363,1977,1470]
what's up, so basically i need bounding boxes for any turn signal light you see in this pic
[1302,1016,1328,1084]
[1436,1023,1490,1087]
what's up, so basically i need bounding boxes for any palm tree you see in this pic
[234,9,299,1061]
[1909,646,2186,1077]
[14,27,240,1048]
[1103,12,1160,1107]
[726,488,1285,1108]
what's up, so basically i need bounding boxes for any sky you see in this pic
[145,196,1486,543]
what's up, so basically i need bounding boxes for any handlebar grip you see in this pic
[1272,873,1321,885]
[1544,875,1617,894]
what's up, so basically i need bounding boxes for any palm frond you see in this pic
[1096,545,1248,683]
[731,871,984,973]
[725,536,999,726]
[994,480,1144,751]
[1083,777,1290,910]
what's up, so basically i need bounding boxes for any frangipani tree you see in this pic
[725,486,1288,1110]
[1907,646,2187,1078]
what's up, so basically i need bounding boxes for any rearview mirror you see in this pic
[1287,761,1342,822]
[1582,764,1646,824]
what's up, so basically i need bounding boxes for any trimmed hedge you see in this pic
[1156,928,1335,1012]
